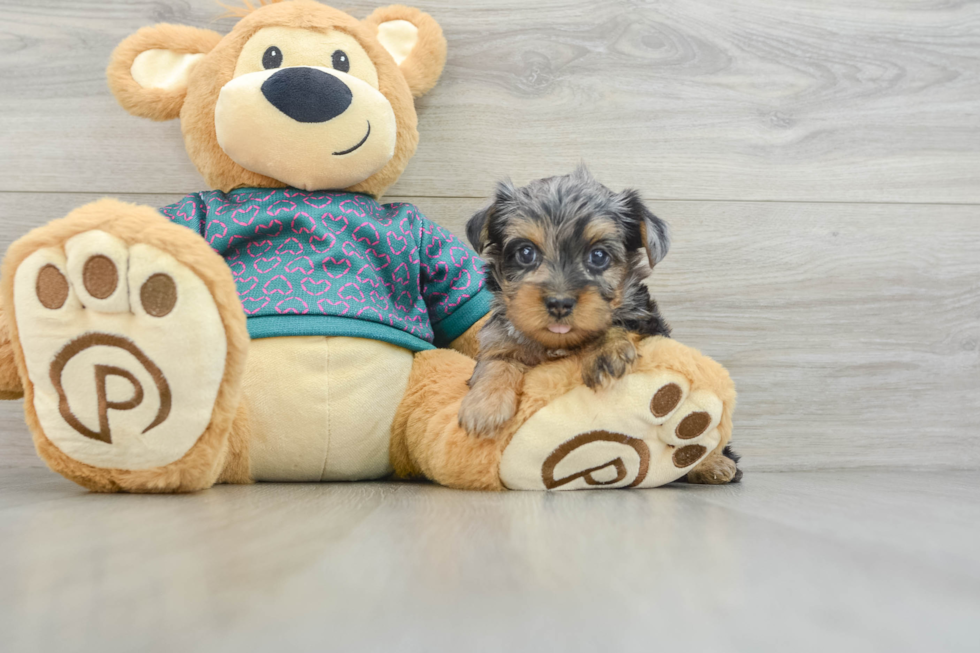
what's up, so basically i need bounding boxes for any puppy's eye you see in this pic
[588,247,611,270]
[263,46,283,70]
[515,245,538,266]
[332,50,350,73]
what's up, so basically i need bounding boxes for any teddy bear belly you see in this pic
[243,335,415,482]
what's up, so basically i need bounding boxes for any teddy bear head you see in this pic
[107,0,446,198]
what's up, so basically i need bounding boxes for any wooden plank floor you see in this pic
[0,467,978,653]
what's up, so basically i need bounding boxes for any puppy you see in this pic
[458,167,671,438]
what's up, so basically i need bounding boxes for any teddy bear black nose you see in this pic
[261,67,353,123]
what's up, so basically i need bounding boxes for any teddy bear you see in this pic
[0,0,738,493]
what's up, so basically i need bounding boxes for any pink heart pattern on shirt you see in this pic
[158,190,487,346]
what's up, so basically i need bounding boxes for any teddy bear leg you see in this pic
[391,349,507,491]
[215,398,252,485]
[0,304,24,399]
[498,336,738,490]
[0,199,249,492]
[392,337,738,492]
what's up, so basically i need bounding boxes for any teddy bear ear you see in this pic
[107,24,222,121]
[362,5,447,98]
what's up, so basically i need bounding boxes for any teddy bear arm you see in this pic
[156,194,209,238]
[411,212,492,348]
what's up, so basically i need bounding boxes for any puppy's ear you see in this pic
[570,163,596,184]
[362,6,447,98]
[620,189,670,267]
[107,24,222,121]
[466,180,517,254]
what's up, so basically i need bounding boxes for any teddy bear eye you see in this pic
[262,46,283,70]
[331,50,350,73]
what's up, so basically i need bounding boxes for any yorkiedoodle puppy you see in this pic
[458,167,742,483]
[458,166,672,437]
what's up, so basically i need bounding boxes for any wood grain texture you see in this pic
[0,193,977,472]
[1,0,979,201]
[2,2,979,647]
[0,468,978,652]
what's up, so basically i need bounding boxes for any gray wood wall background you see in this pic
[0,0,977,473]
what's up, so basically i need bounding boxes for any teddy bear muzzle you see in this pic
[214,65,397,191]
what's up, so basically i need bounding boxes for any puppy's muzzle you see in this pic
[261,67,352,123]
[545,296,576,319]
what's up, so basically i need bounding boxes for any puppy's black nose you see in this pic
[545,296,576,319]
[261,67,352,123]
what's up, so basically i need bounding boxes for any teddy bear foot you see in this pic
[3,200,248,492]
[500,369,726,490]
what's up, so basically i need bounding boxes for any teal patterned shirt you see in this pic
[159,188,490,352]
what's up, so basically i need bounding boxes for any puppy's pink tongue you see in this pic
[548,324,571,334]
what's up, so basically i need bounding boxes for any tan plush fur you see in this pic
[0,304,23,399]
[391,335,736,491]
[107,1,445,199]
[219,2,447,97]
[362,5,447,98]
[107,25,223,121]
[216,400,253,484]
[391,349,508,491]
[0,199,250,493]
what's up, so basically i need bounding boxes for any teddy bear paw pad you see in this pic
[13,230,228,470]
[499,371,723,490]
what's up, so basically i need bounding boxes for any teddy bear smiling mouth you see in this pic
[332,121,371,156]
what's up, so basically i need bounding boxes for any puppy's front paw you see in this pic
[582,338,637,390]
[458,385,518,438]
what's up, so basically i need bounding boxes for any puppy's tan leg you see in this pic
[581,327,638,389]
[686,447,739,484]
[458,359,524,438]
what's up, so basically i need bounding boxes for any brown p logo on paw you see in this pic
[500,369,724,490]
[14,227,230,471]
[541,430,651,489]
[49,333,171,444]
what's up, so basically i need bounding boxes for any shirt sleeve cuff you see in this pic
[430,289,492,347]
